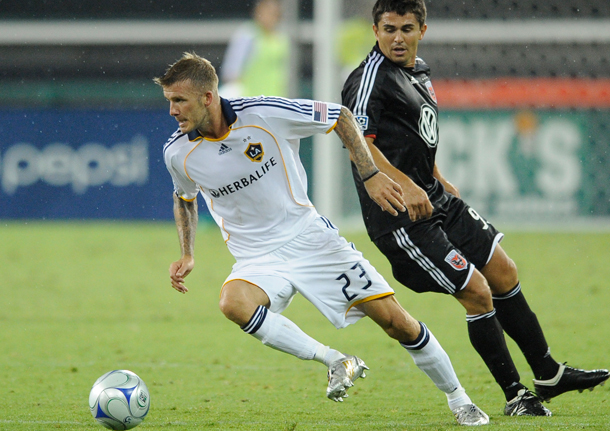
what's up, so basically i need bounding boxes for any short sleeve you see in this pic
[238,97,342,140]
[341,65,386,138]
[164,150,199,201]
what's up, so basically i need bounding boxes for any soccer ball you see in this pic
[89,370,150,430]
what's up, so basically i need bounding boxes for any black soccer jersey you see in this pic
[342,43,445,240]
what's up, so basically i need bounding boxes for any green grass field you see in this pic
[1,221,609,430]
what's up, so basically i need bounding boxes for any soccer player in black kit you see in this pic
[342,0,609,417]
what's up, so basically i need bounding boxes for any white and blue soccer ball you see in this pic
[89,370,150,430]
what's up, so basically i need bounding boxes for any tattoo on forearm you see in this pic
[174,194,197,256]
[335,107,378,179]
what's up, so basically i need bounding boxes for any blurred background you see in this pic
[1,0,609,229]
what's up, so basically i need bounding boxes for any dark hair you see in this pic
[372,0,427,28]
[153,52,218,93]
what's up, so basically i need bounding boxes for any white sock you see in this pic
[242,305,323,360]
[400,322,463,395]
[313,345,346,367]
[446,386,473,411]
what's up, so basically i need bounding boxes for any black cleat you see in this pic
[504,389,552,416]
[533,363,610,402]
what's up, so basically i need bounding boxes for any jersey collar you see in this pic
[186,97,238,141]
[372,42,430,74]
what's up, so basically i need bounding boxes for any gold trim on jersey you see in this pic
[345,292,395,316]
[202,186,231,245]
[203,129,232,142]
[231,124,314,209]
[326,121,338,134]
[184,142,203,184]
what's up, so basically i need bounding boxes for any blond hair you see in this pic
[153,52,219,94]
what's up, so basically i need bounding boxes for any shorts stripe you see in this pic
[486,232,505,265]
[393,228,457,294]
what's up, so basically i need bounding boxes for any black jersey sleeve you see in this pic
[341,50,387,138]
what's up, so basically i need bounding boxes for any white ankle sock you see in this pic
[446,386,473,410]
[313,345,346,367]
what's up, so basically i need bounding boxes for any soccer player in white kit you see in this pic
[154,52,488,426]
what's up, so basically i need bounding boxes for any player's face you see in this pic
[163,80,211,134]
[373,12,427,68]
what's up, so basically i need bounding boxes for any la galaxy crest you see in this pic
[245,143,264,162]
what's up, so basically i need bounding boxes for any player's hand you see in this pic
[363,172,406,216]
[169,255,195,294]
[401,179,433,221]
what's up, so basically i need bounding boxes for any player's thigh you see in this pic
[223,271,297,317]
[443,196,504,268]
[374,221,474,295]
[219,279,272,324]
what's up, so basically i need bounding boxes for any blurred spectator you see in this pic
[338,0,376,81]
[220,0,290,98]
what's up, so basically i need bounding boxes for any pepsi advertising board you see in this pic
[0,109,184,220]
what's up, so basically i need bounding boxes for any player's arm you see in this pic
[364,137,433,222]
[169,192,198,294]
[433,162,460,197]
[334,106,406,216]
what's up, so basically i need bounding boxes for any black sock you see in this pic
[467,311,525,400]
[493,283,560,380]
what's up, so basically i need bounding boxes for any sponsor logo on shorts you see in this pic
[444,250,467,271]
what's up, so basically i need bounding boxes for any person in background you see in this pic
[220,0,290,98]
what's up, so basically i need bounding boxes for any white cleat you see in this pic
[326,355,369,402]
[452,404,490,426]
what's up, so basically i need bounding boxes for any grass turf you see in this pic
[0,221,608,430]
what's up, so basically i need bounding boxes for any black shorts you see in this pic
[373,193,504,295]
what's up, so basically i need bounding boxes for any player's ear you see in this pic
[373,24,380,40]
[419,23,428,40]
[203,91,214,107]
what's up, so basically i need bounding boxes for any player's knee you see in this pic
[502,256,519,286]
[384,312,421,342]
[456,273,493,314]
[218,296,245,325]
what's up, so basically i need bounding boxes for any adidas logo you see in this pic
[218,143,232,155]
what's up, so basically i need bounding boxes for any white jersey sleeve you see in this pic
[163,131,199,201]
[229,97,342,140]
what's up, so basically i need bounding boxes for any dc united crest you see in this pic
[444,250,467,271]
[245,143,264,162]
[418,104,438,148]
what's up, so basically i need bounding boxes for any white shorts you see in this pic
[223,216,394,329]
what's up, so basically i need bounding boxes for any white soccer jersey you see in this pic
[163,96,342,259]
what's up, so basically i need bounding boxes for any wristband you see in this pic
[361,169,380,182]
